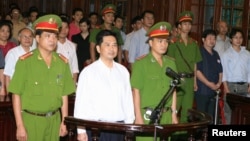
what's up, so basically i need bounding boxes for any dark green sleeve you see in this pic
[166,43,176,58]
[112,28,124,46]
[89,29,100,44]
[130,60,144,90]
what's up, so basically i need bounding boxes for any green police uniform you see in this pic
[8,49,75,141]
[167,10,202,124]
[131,53,177,141]
[131,21,177,141]
[89,4,123,60]
[89,25,123,46]
[8,14,75,141]
[167,36,202,123]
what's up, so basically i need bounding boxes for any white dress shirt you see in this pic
[214,35,231,57]
[74,59,135,133]
[57,39,79,74]
[4,45,36,78]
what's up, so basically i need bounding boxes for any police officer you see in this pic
[167,11,202,123]
[131,21,178,141]
[8,14,75,141]
[89,4,124,64]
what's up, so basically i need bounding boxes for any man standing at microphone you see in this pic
[130,21,178,141]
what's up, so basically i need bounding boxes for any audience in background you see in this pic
[128,10,155,65]
[10,7,26,43]
[72,18,91,73]
[57,16,79,84]
[123,15,142,70]
[68,8,83,41]
[88,12,99,32]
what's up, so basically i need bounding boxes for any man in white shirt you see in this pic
[4,27,35,90]
[214,20,232,125]
[74,30,134,141]
[214,20,231,57]
[57,16,79,84]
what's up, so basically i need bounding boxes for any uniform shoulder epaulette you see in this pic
[58,53,68,63]
[19,51,33,60]
[170,37,178,43]
[136,54,147,61]
[190,37,198,44]
[165,55,175,61]
[95,25,101,29]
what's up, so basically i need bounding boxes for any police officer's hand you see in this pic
[16,125,27,141]
[134,115,144,124]
[77,133,88,141]
[172,112,179,124]
[59,122,68,137]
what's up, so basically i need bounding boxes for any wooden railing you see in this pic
[64,109,212,141]
[0,100,16,141]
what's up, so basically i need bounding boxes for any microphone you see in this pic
[165,67,182,80]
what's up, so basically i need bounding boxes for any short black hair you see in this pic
[79,17,90,25]
[88,12,98,18]
[141,10,154,19]
[60,15,70,25]
[229,28,243,39]
[10,6,21,14]
[202,29,216,38]
[28,6,39,16]
[131,15,141,25]
[114,15,124,22]
[0,20,13,40]
[72,8,83,15]
[96,30,117,46]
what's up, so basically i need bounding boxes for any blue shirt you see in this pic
[196,47,222,95]
[128,27,149,63]
[221,46,250,83]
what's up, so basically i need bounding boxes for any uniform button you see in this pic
[35,82,38,85]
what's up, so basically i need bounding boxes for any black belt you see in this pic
[179,72,194,78]
[23,109,59,117]
[229,82,247,85]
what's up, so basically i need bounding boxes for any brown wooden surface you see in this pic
[0,95,76,141]
[64,109,212,141]
[0,100,16,141]
[227,93,250,124]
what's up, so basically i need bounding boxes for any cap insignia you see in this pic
[48,18,56,24]
[160,25,167,31]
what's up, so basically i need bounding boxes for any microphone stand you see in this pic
[149,78,180,141]
[149,78,180,125]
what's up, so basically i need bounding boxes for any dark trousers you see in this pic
[195,94,215,123]
[87,130,124,141]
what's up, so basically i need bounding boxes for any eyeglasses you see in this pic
[20,35,33,40]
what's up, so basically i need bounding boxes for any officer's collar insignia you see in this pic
[37,54,43,60]
[151,58,156,63]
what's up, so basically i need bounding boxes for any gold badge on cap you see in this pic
[160,25,167,31]
[48,18,56,24]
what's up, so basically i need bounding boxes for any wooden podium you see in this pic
[64,109,212,141]
[227,93,250,124]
